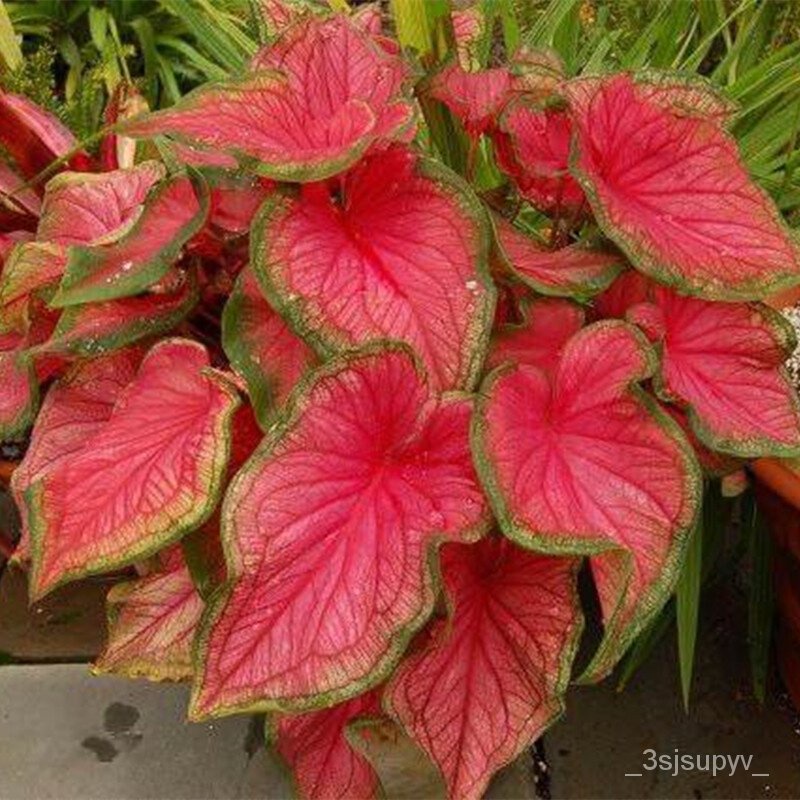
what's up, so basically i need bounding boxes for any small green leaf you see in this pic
[88,5,108,52]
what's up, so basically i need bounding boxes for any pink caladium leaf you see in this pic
[208,177,274,236]
[38,269,198,357]
[122,16,414,183]
[0,242,67,333]
[451,5,488,70]
[190,346,490,719]
[0,90,84,180]
[50,173,209,307]
[493,216,623,299]
[222,266,316,428]
[0,160,41,229]
[10,349,141,564]
[173,141,240,171]
[492,99,585,215]
[249,14,412,138]
[386,538,582,800]
[27,339,240,600]
[487,297,584,375]
[37,161,166,246]
[566,74,800,300]
[592,269,649,319]
[0,331,36,439]
[269,690,384,800]
[473,322,700,680]
[661,404,742,478]
[352,2,383,37]
[252,145,495,391]
[627,283,800,457]
[428,62,512,138]
[93,555,203,681]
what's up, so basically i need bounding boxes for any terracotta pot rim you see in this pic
[765,285,800,310]
[751,458,800,512]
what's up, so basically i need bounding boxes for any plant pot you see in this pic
[748,289,800,707]
[752,460,800,708]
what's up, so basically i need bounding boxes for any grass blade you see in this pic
[617,602,673,692]
[744,492,775,704]
[676,512,703,711]
[0,1,22,72]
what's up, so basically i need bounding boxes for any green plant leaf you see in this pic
[0,0,22,72]
[744,491,775,704]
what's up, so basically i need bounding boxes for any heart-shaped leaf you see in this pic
[493,216,623,299]
[37,162,166,246]
[27,339,239,599]
[473,322,700,680]
[492,99,585,215]
[10,349,141,563]
[191,346,489,719]
[386,538,582,800]
[122,16,414,183]
[428,62,512,138]
[269,690,383,800]
[566,74,800,300]
[222,266,316,428]
[451,6,488,70]
[93,555,203,681]
[632,284,800,457]
[487,297,584,375]
[252,145,495,391]
[50,173,209,307]
[0,332,36,439]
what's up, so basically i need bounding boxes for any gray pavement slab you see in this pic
[0,665,531,800]
[0,664,289,800]
[547,582,800,799]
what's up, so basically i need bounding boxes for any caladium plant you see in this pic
[2,3,800,798]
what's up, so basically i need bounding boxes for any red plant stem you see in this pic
[564,197,588,239]
[548,183,566,249]
[465,138,478,184]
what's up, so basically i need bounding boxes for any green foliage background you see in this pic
[4,0,800,222]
